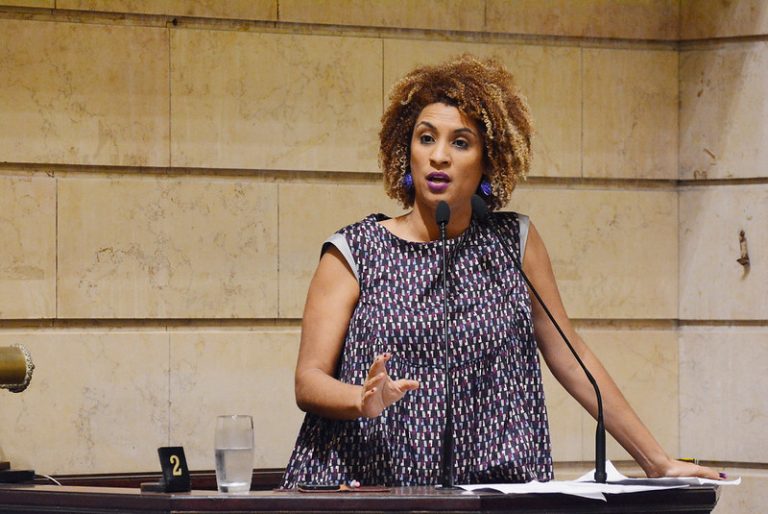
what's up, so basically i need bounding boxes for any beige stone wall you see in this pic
[0,1,760,509]
[678,1,768,511]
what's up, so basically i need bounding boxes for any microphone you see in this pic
[471,195,607,483]
[436,201,451,226]
[435,201,455,489]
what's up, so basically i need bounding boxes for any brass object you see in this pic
[0,345,34,393]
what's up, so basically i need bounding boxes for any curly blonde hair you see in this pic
[379,55,533,211]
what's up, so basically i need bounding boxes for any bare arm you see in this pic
[294,245,418,420]
[523,222,719,480]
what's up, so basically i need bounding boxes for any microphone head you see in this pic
[471,194,490,222]
[435,201,451,226]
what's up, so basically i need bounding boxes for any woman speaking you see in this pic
[281,55,720,487]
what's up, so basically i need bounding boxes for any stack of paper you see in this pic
[459,461,740,501]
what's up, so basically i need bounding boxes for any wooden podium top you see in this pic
[0,483,719,513]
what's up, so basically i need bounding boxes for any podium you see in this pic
[0,483,719,513]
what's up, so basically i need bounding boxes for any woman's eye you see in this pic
[453,139,469,149]
[419,134,434,144]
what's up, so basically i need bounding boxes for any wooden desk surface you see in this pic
[0,483,719,513]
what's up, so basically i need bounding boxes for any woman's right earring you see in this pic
[403,173,414,192]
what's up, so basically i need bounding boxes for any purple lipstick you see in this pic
[426,172,450,194]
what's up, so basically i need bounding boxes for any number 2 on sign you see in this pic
[170,454,182,476]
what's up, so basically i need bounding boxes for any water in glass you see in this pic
[214,415,254,494]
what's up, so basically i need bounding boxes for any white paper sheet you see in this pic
[458,460,740,502]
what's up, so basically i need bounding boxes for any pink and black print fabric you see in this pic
[281,212,553,487]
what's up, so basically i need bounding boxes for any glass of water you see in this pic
[214,414,254,494]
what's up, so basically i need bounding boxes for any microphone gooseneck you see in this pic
[435,201,455,489]
[471,195,607,484]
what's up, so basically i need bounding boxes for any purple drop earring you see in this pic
[403,172,414,192]
[480,178,492,197]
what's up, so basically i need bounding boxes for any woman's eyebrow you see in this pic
[415,121,477,136]
[453,127,477,137]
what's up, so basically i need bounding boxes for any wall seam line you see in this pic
[167,330,172,446]
[167,22,173,169]
[580,46,584,180]
[55,171,59,319]
[167,20,173,449]
[676,34,682,456]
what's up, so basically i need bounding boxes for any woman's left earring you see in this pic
[480,178,492,197]
[403,173,414,192]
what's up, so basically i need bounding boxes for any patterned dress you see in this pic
[281,212,553,487]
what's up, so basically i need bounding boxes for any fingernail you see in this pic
[719,472,728,479]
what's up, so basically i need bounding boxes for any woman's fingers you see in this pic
[363,371,385,392]
[661,459,723,481]
[690,464,723,481]
[360,353,421,418]
[365,353,391,380]
[394,379,420,393]
[361,385,377,402]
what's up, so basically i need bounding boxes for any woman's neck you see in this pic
[385,203,473,242]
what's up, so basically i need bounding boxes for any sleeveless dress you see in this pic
[281,212,553,487]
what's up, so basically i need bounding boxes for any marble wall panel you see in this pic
[383,40,581,179]
[583,48,678,180]
[486,0,679,40]
[679,328,768,462]
[583,329,678,462]
[681,0,768,39]
[509,187,678,320]
[57,175,278,319]
[171,30,381,172]
[0,330,169,474]
[278,181,404,318]
[543,329,678,463]
[679,186,768,320]
[0,0,53,6]
[0,175,55,319]
[57,0,277,20]
[679,43,768,180]
[279,0,484,32]
[714,467,768,514]
[0,19,169,167]
[169,329,302,470]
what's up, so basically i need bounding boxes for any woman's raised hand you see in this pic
[359,353,420,418]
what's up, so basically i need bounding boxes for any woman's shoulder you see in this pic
[323,214,391,283]
[335,213,388,239]
[489,210,524,222]
[488,210,528,231]
[485,211,530,254]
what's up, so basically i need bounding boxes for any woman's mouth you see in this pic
[426,172,450,193]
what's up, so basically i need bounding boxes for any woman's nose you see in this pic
[429,141,450,167]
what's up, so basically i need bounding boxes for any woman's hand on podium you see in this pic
[655,458,724,480]
[360,353,419,419]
